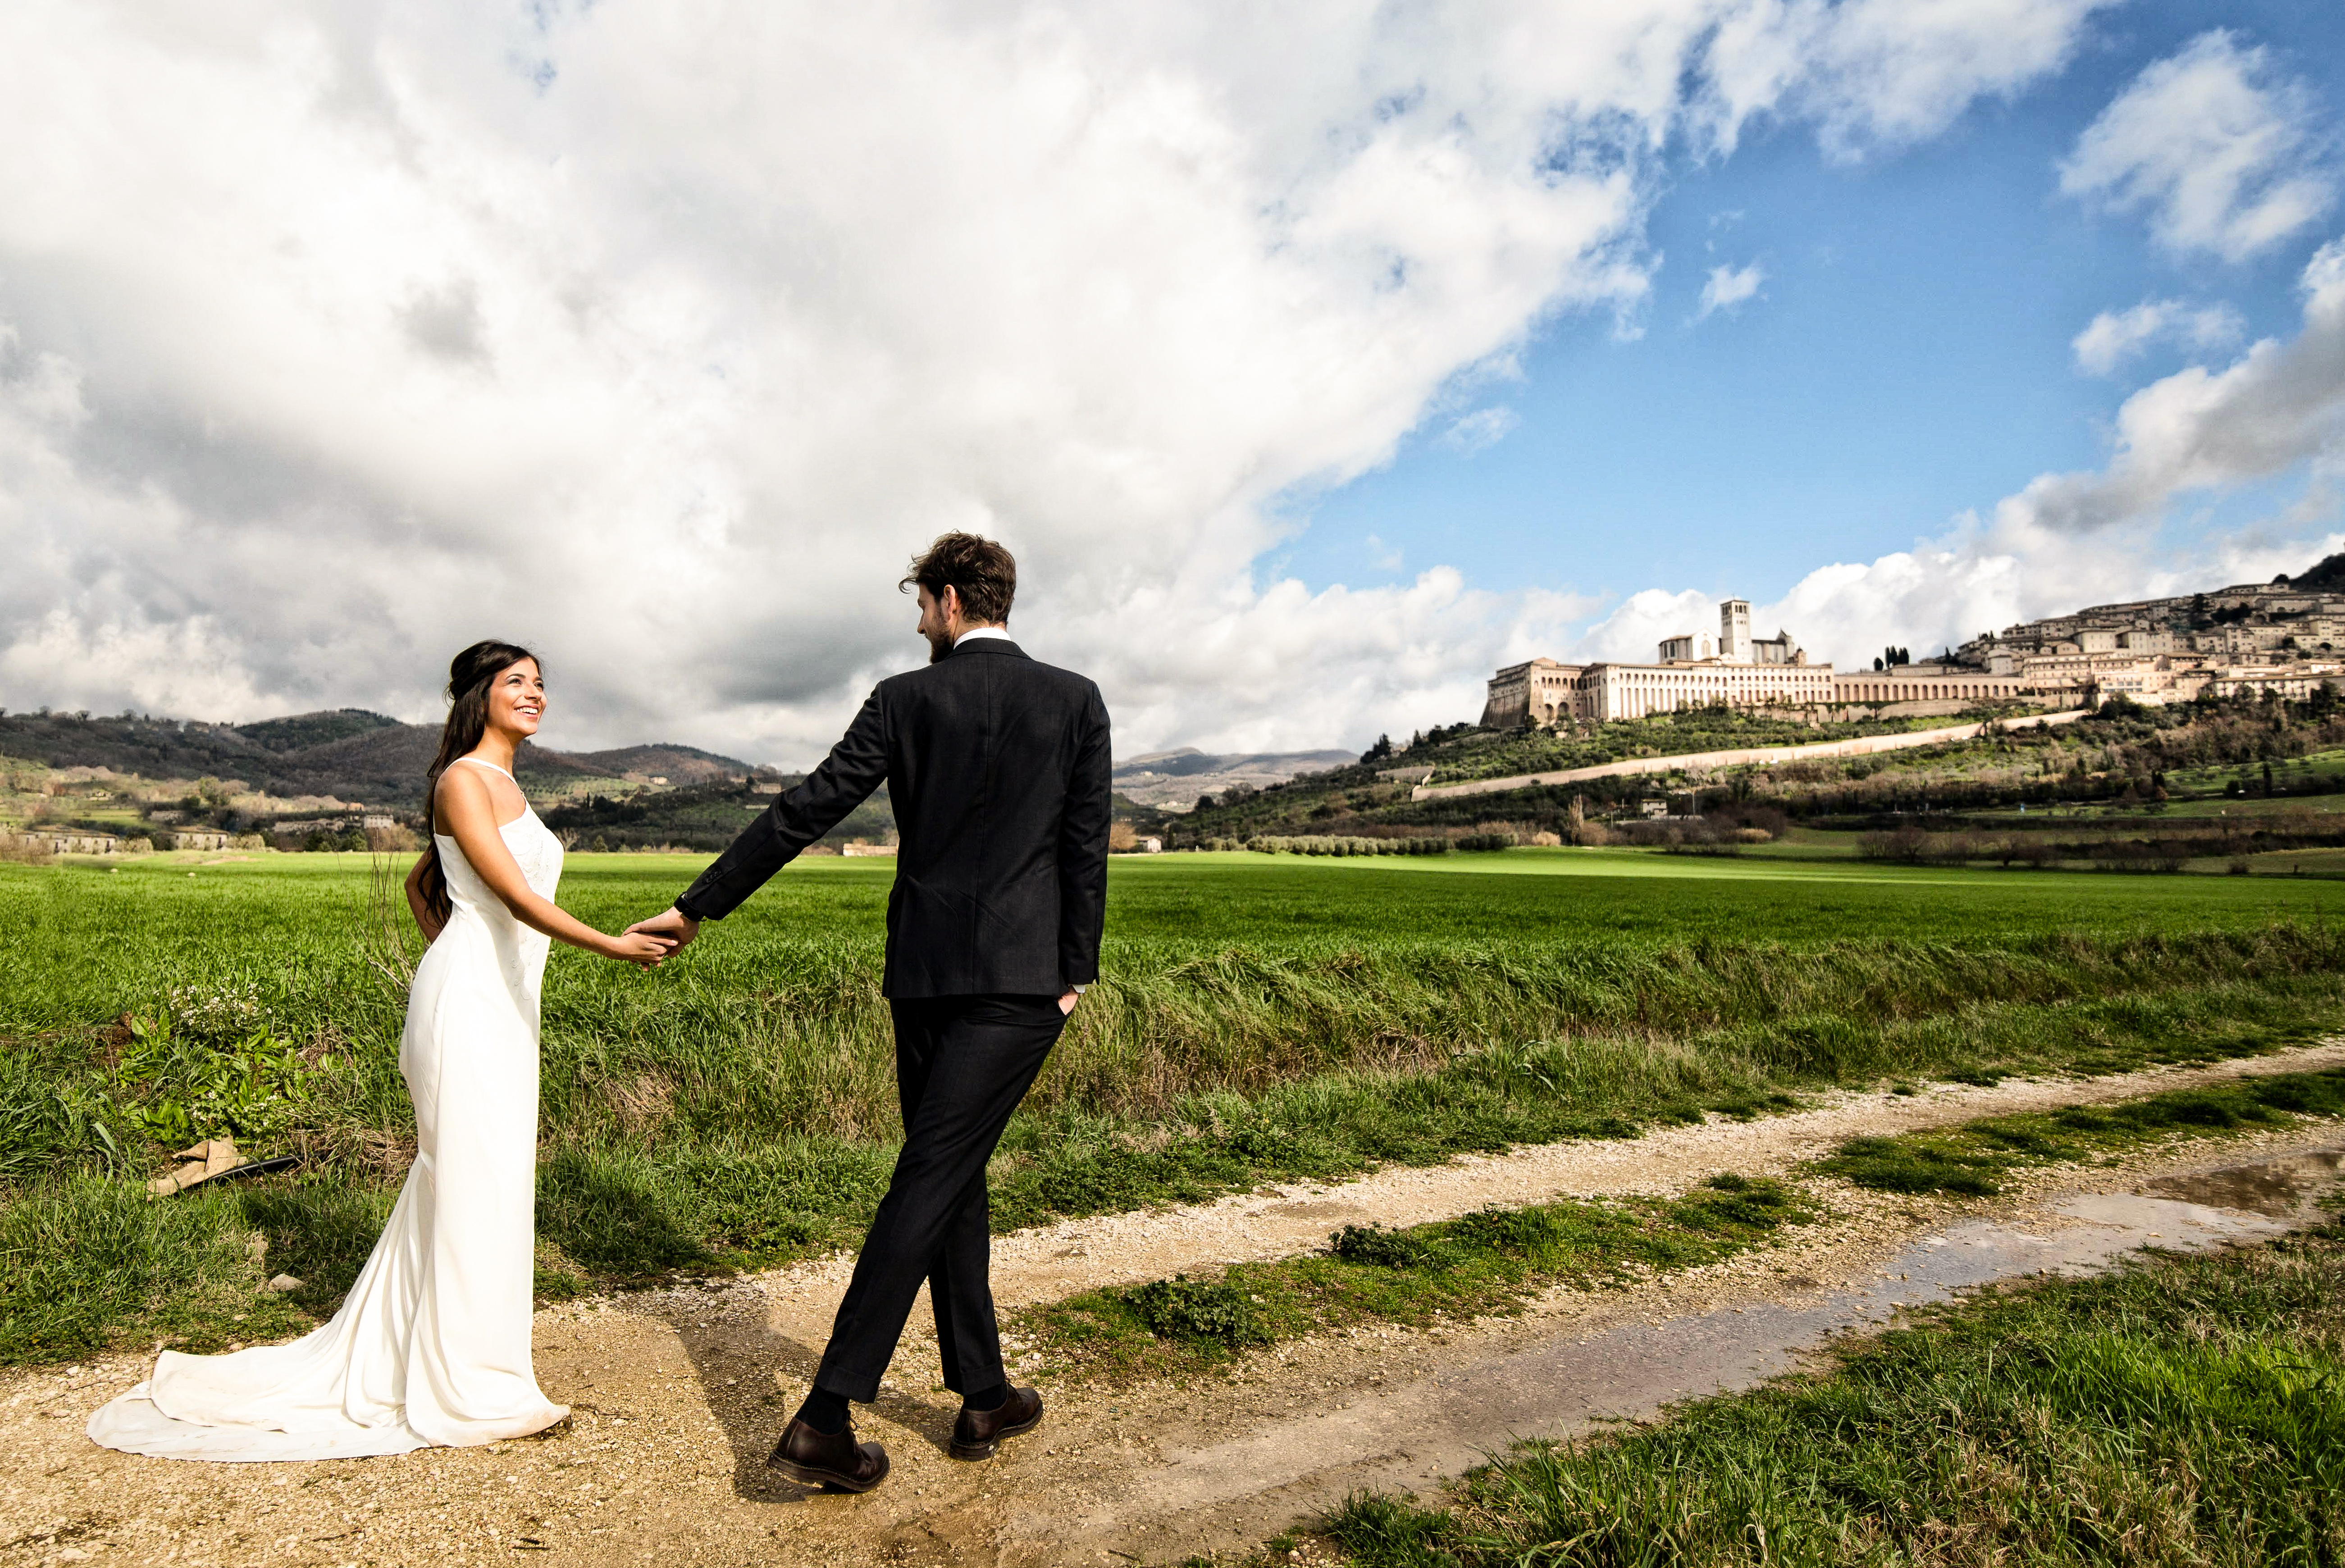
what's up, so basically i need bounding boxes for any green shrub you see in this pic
[1241,834,1451,856]
[1122,1274,1268,1348]
[1816,1133,2007,1195]
[105,1012,315,1152]
[1331,1222,1443,1268]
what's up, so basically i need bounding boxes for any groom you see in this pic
[628,532,1111,1492]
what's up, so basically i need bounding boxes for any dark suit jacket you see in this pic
[673,638,1112,998]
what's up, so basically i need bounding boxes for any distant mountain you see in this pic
[572,743,765,784]
[247,723,441,802]
[1113,747,1356,810]
[256,724,644,801]
[0,707,761,809]
[0,711,276,781]
[231,708,405,753]
[543,774,893,852]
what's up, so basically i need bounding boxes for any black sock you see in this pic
[794,1386,850,1435]
[962,1381,1008,1413]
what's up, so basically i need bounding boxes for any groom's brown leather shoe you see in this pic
[949,1386,1043,1460]
[766,1418,890,1492]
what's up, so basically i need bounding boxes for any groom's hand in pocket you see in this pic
[627,906,702,954]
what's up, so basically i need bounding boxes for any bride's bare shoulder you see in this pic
[432,761,497,820]
[435,761,489,798]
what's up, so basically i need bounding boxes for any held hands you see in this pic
[624,906,702,959]
[605,930,679,969]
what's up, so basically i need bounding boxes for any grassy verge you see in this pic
[13,964,2330,1367]
[1318,1216,2345,1567]
[1814,1065,2345,1197]
[4,967,2340,1366]
[1015,1176,1813,1384]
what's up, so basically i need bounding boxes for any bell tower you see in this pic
[1720,598,1753,663]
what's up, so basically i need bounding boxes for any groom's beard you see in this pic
[926,628,953,664]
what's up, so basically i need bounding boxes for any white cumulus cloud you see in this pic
[1697,0,2117,160]
[1437,406,1520,456]
[2061,30,2336,262]
[2071,298,2246,375]
[0,0,2123,760]
[1697,261,1766,319]
[2007,239,2345,536]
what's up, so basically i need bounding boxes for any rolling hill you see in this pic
[1113,747,1356,809]
[0,707,762,809]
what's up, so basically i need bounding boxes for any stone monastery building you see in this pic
[1483,598,2035,727]
[1482,566,2345,732]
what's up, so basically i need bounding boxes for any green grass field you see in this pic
[5,847,2345,1364]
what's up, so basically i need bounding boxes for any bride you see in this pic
[90,640,675,1461]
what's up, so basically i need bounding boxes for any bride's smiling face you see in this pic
[485,659,546,739]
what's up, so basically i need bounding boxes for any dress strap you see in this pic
[452,756,516,781]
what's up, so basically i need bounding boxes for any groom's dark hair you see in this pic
[903,533,1016,625]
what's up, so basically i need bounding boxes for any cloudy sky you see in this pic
[1,0,2340,765]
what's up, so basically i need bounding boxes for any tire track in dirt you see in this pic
[9,1040,2343,1568]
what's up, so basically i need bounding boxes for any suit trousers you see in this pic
[812,993,1067,1403]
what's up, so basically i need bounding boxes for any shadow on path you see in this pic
[647,1286,963,1504]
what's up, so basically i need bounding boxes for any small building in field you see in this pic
[23,830,119,854]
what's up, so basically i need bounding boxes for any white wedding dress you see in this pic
[90,758,571,1460]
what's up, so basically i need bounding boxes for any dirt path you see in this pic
[7,1042,2343,1568]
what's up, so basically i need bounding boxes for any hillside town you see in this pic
[1482,559,2345,730]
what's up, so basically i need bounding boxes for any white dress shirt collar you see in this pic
[954,624,1013,646]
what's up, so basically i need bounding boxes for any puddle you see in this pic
[2141,1148,2345,1220]
[1044,1143,2345,1563]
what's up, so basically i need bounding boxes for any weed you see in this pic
[1123,1276,1268,1349]
[1816,1134,2008,1195]
[106,1012,316,1150]
[1331,1224,1442,1269]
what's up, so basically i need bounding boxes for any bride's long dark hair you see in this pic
[415,639,538,928]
